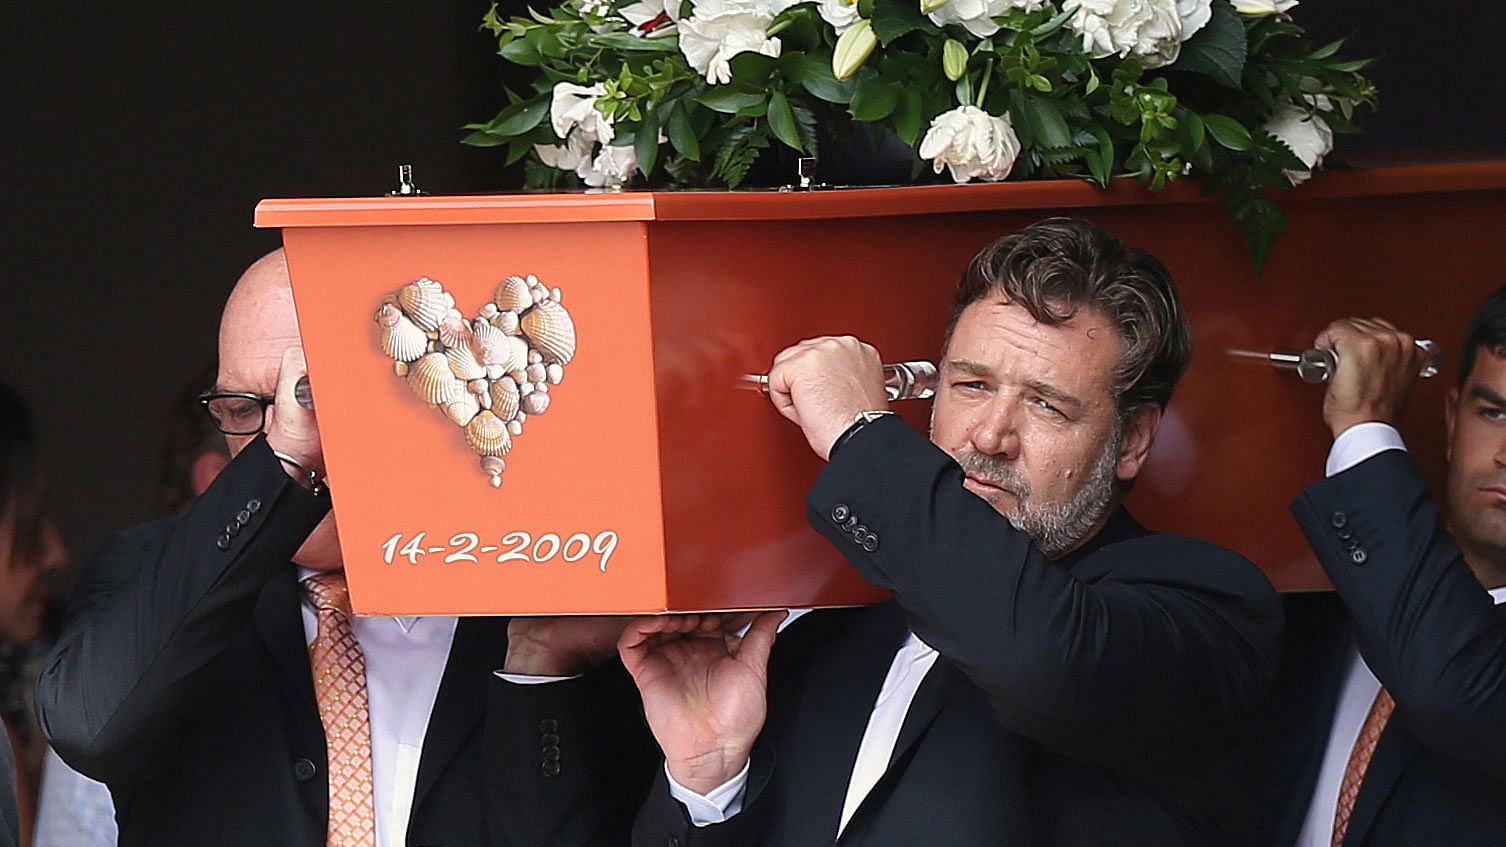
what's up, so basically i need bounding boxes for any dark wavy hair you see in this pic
[1460,286,1506,388]
[945,218,1193,418]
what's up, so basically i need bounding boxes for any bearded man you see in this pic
[622,218,1283,846]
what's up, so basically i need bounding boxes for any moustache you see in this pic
[956,451,1028,499]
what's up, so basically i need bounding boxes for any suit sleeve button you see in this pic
[293,758,317,782]
[541,732,560,746]
[1351,549,1368,565]
[668,838,680,847]
[832,504,851,523]
[247,498,262,514]
[225,523,241,538]
[236,509,252,525]
[1337,526,1354,540]
[1331,511,1348,528]
[541,761,561,778]
[862,536,880,553]
[216,534,231,551]
[539,718,558,733]
[542,746,561,763]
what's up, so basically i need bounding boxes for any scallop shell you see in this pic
[494,276,532,313]
[495,310,520,336]
[521,391,550,416]
[438,313,474,349]
[446,344,486,381]
[471,321,511,366]
[502,336,530,374]
[408,353,465,405]
[489,376,520,421]
[397,278,449,331]
[465,411,512,456]
[378,310,428,362]
[441,393,480,427]
[520,300,577,364]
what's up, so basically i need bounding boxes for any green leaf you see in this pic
[461,130,508,148]
[697,87,767,114]
[637,111,662,178]
[794,53,858,103]
[1029,5,1077,37]
[871,0,929,46]
[1184,110,1205,151]
[730,51,779,84]
[1086,125,1114,186]
[506,135,534,166]
[492,97,552,137]
[1326,58,1375,73]
[1203,114,1254,151]
[1021,96,1072,149]
[1308,38,1345,61]
[1172,1,1246,89]
[894,87,924,146]
[666,106,701,161]
[768,90,805,152]
[850,76,902,121]
[583,32,683,52]
[498,37,541,66]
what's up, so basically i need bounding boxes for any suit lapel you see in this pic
[1259,594,1354,847]
[251,565,320,721]
[410,616,507,814]
[1343,718,1420,847]
[837,656,957,844]
[780,602,911,846]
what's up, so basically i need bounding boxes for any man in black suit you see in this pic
[1252,298,1506,847]
[35,249,654,846]
[621,218,1284,846]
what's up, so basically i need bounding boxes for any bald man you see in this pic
[36,251,655,847]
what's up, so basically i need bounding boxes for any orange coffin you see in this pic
[256,161,1506,614]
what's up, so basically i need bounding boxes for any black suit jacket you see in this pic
[636,416,1283,846]
[36,437,655,847]
[1251,449,1506,847]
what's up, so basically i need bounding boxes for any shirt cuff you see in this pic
[491,671,582,685]
[665,760,749,826]
[1326,421,1408,477]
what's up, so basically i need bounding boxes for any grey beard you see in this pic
[955,428,1122,558]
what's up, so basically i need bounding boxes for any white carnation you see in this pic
[1264,95,1333,185]
[925,0,1045,39]
[918,105,1022,184]
[621,0,683,35]
[1066,0,1211,69]
[815,0,863,34]
[579,142,640,188]
[678,0,783,86]
[535,131,596,172]
[550,82,615,144]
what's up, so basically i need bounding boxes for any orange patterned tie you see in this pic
[303,573,378,847]
[1331,687,1395,847]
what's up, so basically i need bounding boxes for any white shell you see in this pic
[438,313,474,349]
[490,376,520,422]
[408,353,465,405]
[507,419,523,436]
[446,344,486,381]
[495,310,520,335]
[397,278,449,331]
[521,392,550,416]
[546,363,564,385]
[525,363,547,384]
[471,321,512,367]
[465,411,512,456]
[520,300,577,364]
[441,393,480,427]
[377,305,428,362]
[494,276,532,313]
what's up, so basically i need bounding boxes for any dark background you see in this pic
[4,2,1503,585]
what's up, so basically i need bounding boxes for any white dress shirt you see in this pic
[670,610,944,838]
[297,576,456,847]
[1294,424,1506,847]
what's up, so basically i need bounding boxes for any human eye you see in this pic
[1029,396,1065,418]
[1480,404,1506,422]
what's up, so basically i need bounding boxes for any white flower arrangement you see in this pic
[469,0,1375,268]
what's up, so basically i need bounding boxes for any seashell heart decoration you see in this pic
[375,274,576,487]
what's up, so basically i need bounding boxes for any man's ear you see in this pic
[1116,404,1162,482]
[1445,386,1460,464]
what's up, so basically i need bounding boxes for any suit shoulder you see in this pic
[1091,531,1278,600]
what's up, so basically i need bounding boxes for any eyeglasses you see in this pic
[198,391,276,436]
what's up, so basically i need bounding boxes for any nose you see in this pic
[968,396,1021,460]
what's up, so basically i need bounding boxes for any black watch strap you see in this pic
[829,411,895,460]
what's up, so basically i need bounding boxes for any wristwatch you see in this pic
[829,410,896,459]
